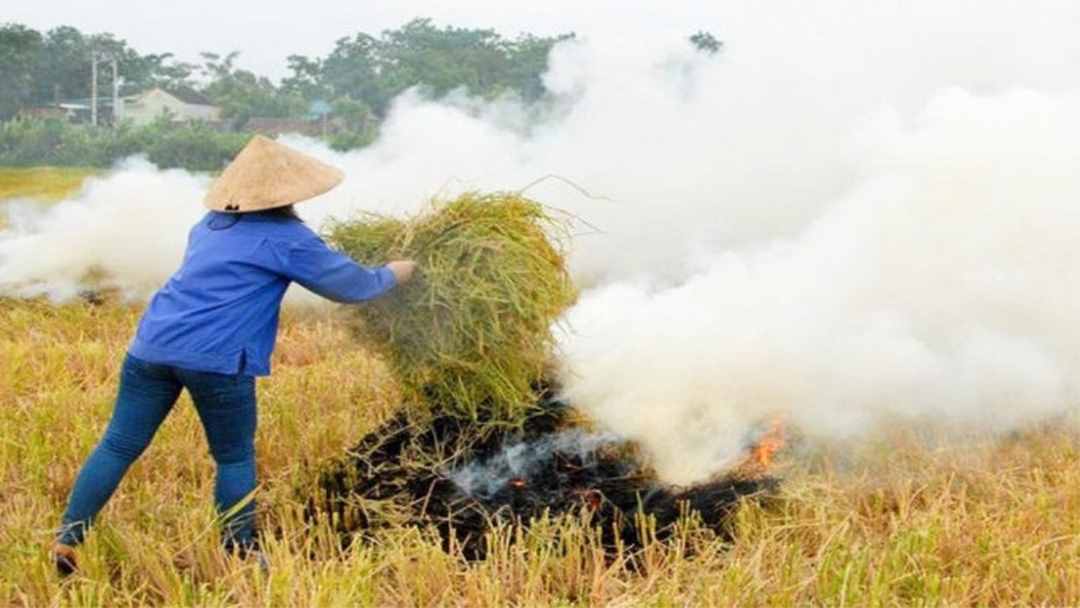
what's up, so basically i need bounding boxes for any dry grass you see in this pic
[2,297,1080,606]
[0,167,96,202]
[327,192,576,425]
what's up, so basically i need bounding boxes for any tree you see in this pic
[5,23,194,117]
[282,54,328,100]
[35,26,92,103]
[0,23,44,120]
[377,19,509,97]
[689,31,723,55]
[306,19,573,118]
[144,53,198,91]
[505,33,575,102]
[318,33,384,113]
[331,97,374,131]
[0,18,573,153]
[200,51,306,128]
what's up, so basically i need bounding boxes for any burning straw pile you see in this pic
[308,191,779,559]
[307,390,780,559]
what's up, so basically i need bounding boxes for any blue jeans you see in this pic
[58,354,258,551]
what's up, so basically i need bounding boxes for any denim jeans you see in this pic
[58,354,257,550]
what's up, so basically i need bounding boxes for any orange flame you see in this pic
[575,488,603,510]
[741,416,786,472]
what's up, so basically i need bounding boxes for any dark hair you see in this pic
[256,204,302,222]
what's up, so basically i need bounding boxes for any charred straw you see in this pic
[305,390,778,560]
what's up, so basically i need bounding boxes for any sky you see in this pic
[6,0,723,80]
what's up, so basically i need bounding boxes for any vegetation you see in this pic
[0,117,251,172]
[284,19,575,118]
[1,19,721,167]
[327,193,576,424]
[0,19,576,135]
[0,166,95,201]
[200,51,308,130]
[0,24,188,121]
[2,297,1080,606]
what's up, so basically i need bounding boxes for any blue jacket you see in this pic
[129,211,396,376]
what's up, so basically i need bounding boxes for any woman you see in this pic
[51,136,416,575]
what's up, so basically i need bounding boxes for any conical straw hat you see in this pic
[204,135,345,212]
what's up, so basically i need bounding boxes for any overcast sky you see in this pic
[7,1,725,80]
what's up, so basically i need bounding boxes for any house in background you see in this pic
[122,87,222,126]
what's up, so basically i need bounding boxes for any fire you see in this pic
[742,416,786,471]
[574,488,603,510]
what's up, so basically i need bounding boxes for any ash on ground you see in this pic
[306,390,779,560]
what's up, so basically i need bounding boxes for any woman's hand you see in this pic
[387,260,418,285]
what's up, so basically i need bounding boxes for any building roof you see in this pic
[128,86,216,107]
[166,86,215,106]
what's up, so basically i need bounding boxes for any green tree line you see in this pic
[0,19,720,170]
[0,117,250,171]
[0,19,573,128]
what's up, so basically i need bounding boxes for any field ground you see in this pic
[2,297,1080,607]
[0,167,96,202]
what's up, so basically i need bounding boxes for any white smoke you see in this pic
[3,1,1080,482]
[450,430,618,499]
[0,159,209,300]
[559,88,1080,482]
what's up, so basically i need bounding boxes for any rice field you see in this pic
[0,167,96,202]
[2,296,1080,607]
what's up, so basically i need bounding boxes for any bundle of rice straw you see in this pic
[326,192,576,425]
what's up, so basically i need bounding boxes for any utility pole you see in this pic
[112,58,121,124]
[90,51,98,126]
[89,51,120,127]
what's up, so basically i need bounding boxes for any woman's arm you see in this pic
[274,236,402,303]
